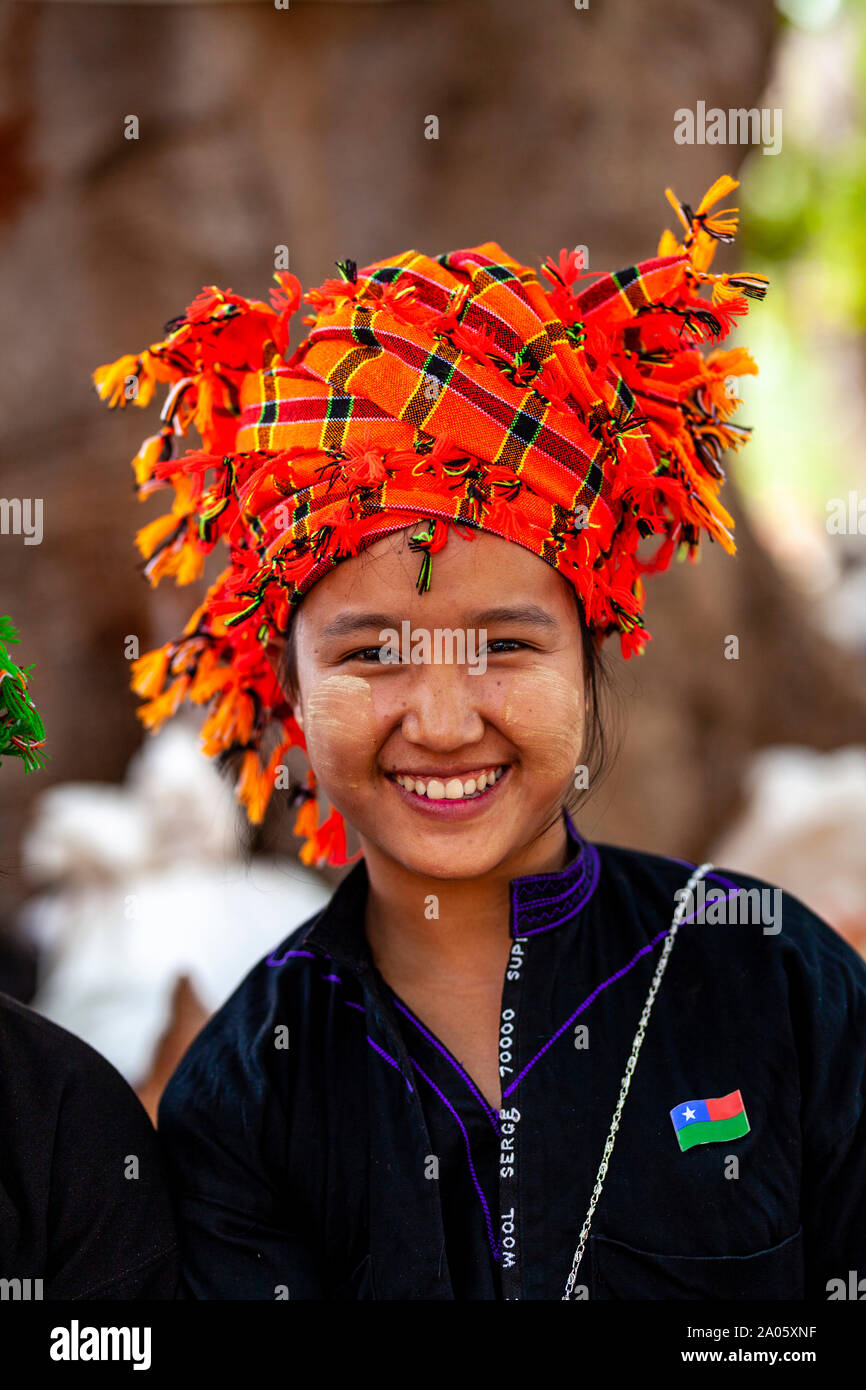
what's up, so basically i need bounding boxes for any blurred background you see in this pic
[0,0,864,1117]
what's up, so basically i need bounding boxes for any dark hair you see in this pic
[278,583,618,822]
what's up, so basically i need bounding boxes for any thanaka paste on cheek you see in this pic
[303,675,376,791]
[502,665,585,778]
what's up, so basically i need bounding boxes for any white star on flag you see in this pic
[682,1107,696,1122]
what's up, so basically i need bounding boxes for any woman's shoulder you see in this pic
[157,899,346,1115]
[592,838,866,992]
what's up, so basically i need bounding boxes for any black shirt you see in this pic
[158,810,866,1300]
[0,991,179,1299]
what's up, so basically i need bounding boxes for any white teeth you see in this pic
[394,766,504,800]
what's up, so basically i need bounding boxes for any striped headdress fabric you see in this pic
[93,175,767,867]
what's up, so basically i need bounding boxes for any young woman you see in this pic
[94,175,866,1300]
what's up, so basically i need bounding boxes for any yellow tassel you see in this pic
[132,434,166,487]
[173,540,207,586]
[236,751,268,824]
[298,837,317,867]
[189,661,232,704]
[93,353,159,410]
[137,675,191,730]
[235,737,290,825]
[695,175,739,217]
[171,474,198,514]
[130,646,171,699]
[704,346,758,417]
[293,796,319,844]
[200,689,240,754]
[135,513,179,561]
[657,228,682,258]
[663,188,691,236]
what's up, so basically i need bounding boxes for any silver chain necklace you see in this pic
[562,860,714,1300]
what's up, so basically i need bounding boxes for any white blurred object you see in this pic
[709,745,866,955]
[820,559,866,652]
[19,786,155,895]
[18,722,332,1083]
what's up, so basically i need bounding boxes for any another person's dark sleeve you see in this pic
[0,992,179,1299]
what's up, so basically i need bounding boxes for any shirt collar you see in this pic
[300,806,600,972]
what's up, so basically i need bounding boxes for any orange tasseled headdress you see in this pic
[93,175,767,868]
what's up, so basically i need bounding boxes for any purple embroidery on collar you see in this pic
[389,993,500,1134]
[266,948,316,967]
[365,1034,415,1093]
[510,834,600,938]
[342,998,415,1092]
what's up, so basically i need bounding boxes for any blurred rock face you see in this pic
[709,745,866,956]
[1,0,864,929]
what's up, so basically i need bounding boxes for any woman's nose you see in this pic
[398,662,487,749]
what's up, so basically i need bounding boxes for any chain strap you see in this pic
[562,861,714,1300]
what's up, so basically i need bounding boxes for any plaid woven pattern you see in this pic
[93,175,767,866]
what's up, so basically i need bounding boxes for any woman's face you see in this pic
[287,525,586,879]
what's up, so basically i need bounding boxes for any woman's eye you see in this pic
[343,646,389,663]
[483,639,532,654]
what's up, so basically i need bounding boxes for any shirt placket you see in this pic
[497,930,529,1300]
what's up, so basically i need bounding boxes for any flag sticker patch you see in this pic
[670,1089,750,1152]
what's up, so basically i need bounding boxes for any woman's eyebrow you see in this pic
[320,612,404,638]
[320,604,559,639]
[466,604,560,630]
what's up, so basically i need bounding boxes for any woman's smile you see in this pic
[385,762,512,818]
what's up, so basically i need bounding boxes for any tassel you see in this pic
[137,674,191,731]
[408,517,450,593]
[235,736,292,825]
[199,686,256,754]
[130,645,171,700]
[293,794,320,845]
[135,513,183,562]
[93,353,158,411]
[0,618,49,773]
[300,807,361,869]
[236,750,268,824]
[132,427,174,487]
